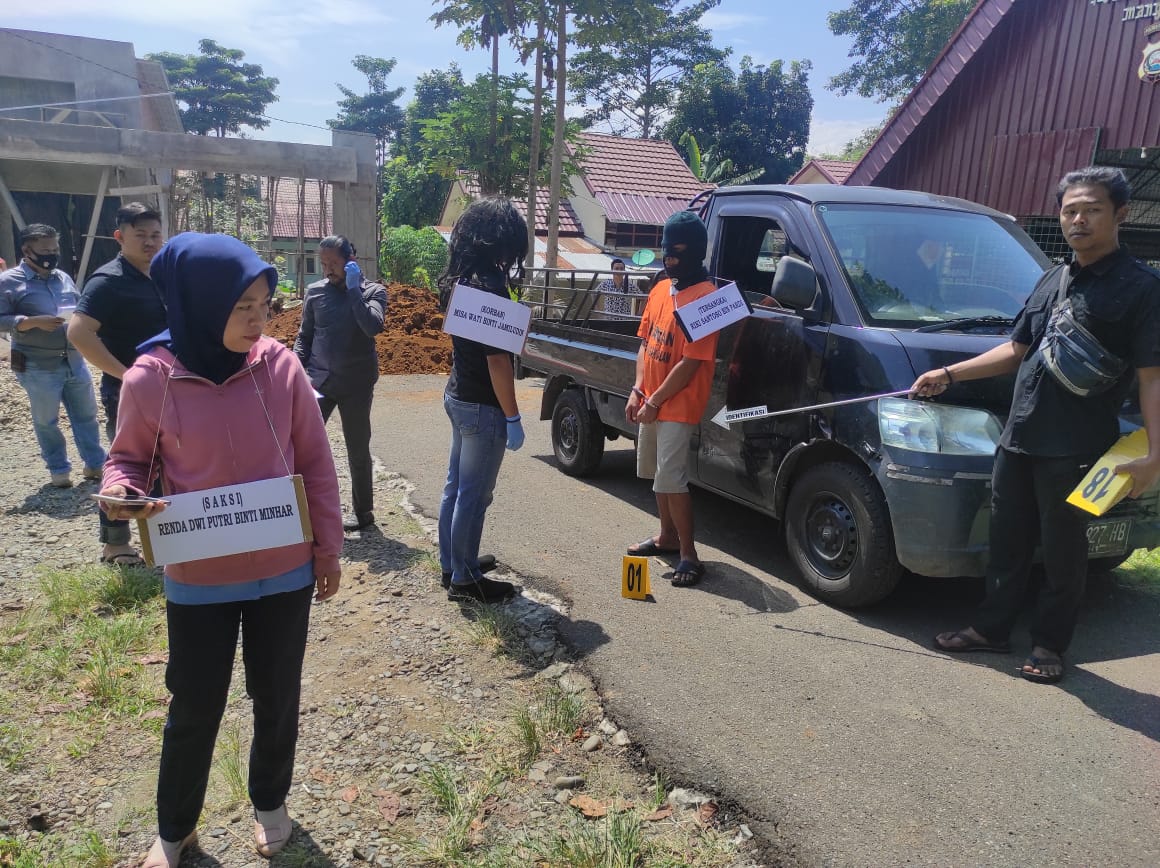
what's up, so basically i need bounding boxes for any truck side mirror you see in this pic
[771,256,818,310]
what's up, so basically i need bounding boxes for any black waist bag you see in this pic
[1040,268,1127,398]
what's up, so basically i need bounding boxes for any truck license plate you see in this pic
[1086,518,1131,557]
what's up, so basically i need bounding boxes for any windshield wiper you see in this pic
[915,315,1015,333]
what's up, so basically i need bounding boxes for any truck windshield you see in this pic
[816,203,1049,329]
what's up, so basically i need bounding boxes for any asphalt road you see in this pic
[369,374,1160,867]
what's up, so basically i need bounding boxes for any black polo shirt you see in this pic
[1001,248,1160,457]
[77,254,167,388]
[445,273,511,409]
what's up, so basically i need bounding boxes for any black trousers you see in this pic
[318,388,375,523]
[974,447,1094,654]
[98,379,129,546]
[156,584,313,841]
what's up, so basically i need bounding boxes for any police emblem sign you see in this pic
[1141,22,1160,82]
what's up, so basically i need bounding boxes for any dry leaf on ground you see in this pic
[569,794,608,818]
[645,805,673,822]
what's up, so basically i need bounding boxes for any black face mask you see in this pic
[662,249,704,284]
[27,252,60,272]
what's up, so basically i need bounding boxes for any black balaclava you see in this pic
[661,210,709,288]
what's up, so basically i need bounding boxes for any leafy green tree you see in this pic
[379,225,449,289]
[664,56,813,184]
[420,72,555,197]
[147,39,278,136]
[678,132,762,186]
[827,0,975,102]
[570,0,724,139]
[827,122,885,162]
[395,65,467,161]
[328,56,405,165]
[431,1,526,192]
[380,156,450,229]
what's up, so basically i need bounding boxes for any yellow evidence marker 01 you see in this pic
[1067,428,1149,516]
[621,556,651,600]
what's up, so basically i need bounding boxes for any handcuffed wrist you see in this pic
[645,397,660,410]
[631,386,645,399]
[943,366,955,386]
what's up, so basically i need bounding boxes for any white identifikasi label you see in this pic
[442,283,532,355]
[137,475,312,567]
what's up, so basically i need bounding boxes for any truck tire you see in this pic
[551,389,605,476]
[785,461,903,607]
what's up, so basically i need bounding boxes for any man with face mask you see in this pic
[0,224,106,488]
[624,210,720,587]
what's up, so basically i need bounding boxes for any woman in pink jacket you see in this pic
[99,232,343,867]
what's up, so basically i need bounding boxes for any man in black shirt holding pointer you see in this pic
[912,167,1160,685]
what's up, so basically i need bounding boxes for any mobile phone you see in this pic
[91,493,169,512]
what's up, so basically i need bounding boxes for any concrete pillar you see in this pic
[330,130,379,280]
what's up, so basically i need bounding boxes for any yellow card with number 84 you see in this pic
[621,556,651,600]
[1067,428,1149,516]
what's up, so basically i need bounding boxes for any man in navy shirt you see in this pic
[70,203,167,565]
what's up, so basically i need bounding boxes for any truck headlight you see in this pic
[878,398,1001,456]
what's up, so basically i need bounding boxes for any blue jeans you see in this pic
[438,395,507,586]
[14,354,106,476]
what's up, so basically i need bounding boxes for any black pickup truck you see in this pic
[517,185,1160,606]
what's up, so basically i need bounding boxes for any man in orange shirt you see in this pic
[625,211,719,586]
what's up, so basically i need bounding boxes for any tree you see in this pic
[827,122,885,162]
[664,56,813,184]
[419,72,554,198]
[678,132,762,186]
[570,0,724,139]
[147,39,278,136]
[395,65,467,161]
[431,1,525,193]
[827,0,975,102]
[380,156,451,228]
[328,56,405,165]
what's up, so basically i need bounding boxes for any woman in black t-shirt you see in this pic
[437,198,528,604]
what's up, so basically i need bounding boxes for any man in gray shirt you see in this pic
[0,224,106,488]
[294,235,387,531]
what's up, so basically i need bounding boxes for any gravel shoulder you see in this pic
[0,352,762,868]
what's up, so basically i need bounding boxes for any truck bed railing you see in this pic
[518,266,649,325]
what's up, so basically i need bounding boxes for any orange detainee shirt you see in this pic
[636,278,720,424]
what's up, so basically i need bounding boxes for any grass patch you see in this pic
[0,564,166,719]
[463,604,526,660]
[1117,548,1160,586]
[409,763,500,866]
[213,717,250,807]
[0,722,29,771]
[535,682,586,737]
[0,829,117,868]
[532,810,645,868]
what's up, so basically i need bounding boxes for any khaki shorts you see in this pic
[636,421,696,493]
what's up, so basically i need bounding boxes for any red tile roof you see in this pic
[573,132,713,225]
[456,176,583,236]
[790,159,857,185]
[265,178,333,239]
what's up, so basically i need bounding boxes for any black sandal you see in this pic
[670,559,705,587]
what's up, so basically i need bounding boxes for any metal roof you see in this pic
[594,191,693,226]
[574,131,713,203]
[789,159,857,185]
[266,178,332,239]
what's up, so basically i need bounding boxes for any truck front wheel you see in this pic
[551,389,605,476]
[785,461,903,607]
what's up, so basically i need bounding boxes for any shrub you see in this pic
[380,225,448,290]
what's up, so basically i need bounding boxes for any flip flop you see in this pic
[933,630,1010,654]
[1018,654,1064,684]
[100,552,147,568]
[627,538,680,556]
[670,559,706,587]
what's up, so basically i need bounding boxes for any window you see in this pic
[716,216,790,297]
[605,222,662,252]
[305,255,317,275]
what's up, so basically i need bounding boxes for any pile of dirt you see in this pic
[266,282,452,375]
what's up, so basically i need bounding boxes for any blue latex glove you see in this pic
[344,261,362,290]
[506,415,525,451]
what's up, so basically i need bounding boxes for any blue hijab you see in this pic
[148,233,277,384]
